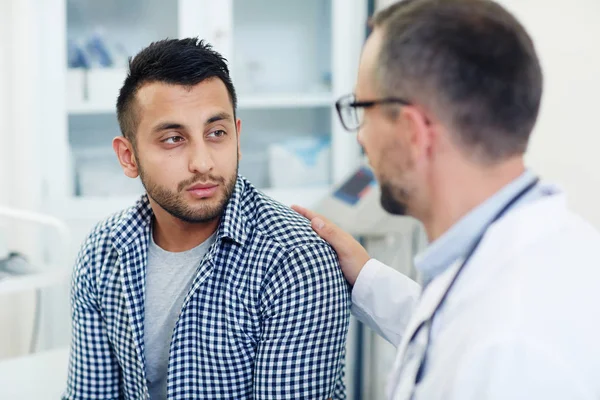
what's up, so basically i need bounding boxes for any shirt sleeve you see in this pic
[351,259,420,347]
[62,233,122,400]
[443,336,594,400]
[254,243,351,400]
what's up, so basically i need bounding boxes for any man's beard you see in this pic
[139,163,238,224]
[377,144,414,216]
[380,181,408,216]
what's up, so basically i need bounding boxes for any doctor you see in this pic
[294,0,600,399]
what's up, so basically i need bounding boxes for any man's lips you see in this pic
[188,182,218,190]
[187,183,218,198]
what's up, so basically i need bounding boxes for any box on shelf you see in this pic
[268,136,331,189]
[67,68,127,111]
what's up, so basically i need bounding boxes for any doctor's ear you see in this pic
[400,106,436,158]
[113,136,139,178]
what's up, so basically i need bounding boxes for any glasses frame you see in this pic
[335,93,412,131]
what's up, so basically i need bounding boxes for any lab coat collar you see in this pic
[408,183,565,345]
[414,170,539,285]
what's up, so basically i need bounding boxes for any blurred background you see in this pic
[0,0,598,398]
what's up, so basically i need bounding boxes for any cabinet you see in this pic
[37,0,367,248]
[28,2,372,398]
[31,4,368,390]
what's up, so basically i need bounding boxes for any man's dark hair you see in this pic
[372,0,543,161]
[116,38,237,144]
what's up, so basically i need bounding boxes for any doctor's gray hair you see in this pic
[372,0,543,162]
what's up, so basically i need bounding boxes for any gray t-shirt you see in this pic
[144,232,216,400]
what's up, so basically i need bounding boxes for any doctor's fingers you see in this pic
[291,205,335,237]
[291,204,358,251]
[291,204,370,286]
[291,204,320,222]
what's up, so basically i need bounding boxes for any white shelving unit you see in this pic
[67,66,335,114]
[239,93,334,109]
[29,1,369,396]
[37,0,367,248]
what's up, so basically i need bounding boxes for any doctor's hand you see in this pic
[292,205,370,287]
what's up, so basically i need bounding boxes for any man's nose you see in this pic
[188,140,215,175]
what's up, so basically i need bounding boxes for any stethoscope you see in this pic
[404,177,541,393]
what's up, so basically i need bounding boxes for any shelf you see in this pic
[50,185,330,221]
[262,185,330,207]
[238,93,334,109]
[68,92,334,115]
[49,196,141,221]
[67,65,334,114]
[68,102,116,115]
[0,267,70,295]
[46,186,329,265]
[67,68,126,115]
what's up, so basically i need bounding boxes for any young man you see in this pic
[63,38,350,400]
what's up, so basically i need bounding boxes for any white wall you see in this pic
[0,0,44,258]
[0,0,14,209]
[0,0,45,359]
[499,0,600,229]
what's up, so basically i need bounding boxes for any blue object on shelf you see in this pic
[67,39,90,68]
[268,135,332,188]
[281,136,331,167]
[86,33,114,67]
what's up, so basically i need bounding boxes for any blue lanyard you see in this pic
[412,177,540,385]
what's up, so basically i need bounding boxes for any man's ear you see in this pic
[112,136,139,178]
[236,118,242,161]
[400,106,434,161]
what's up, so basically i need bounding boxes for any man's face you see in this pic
[129,78,240,223]
[355,29,416,216]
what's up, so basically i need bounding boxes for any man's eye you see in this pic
[208,130,227,138]
[163,136,184,144]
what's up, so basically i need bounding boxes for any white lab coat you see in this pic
[352,184,600,399]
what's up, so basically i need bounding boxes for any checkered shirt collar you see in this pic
[109,176,249,250]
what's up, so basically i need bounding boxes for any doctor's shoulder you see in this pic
[508,208,600,389]
[484,196,600,325]
[535,203,600,268]
[443,205,600,393]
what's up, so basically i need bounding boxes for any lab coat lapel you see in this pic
[388,259,463,400]
[388,187,566,399]
[392,183,565,370]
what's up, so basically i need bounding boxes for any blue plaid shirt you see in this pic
[63,176,350,400]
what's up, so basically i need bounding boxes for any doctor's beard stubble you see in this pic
[374,139,414,216]
[380,182,409,215]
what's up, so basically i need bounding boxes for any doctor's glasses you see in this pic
[335,93,411,131]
